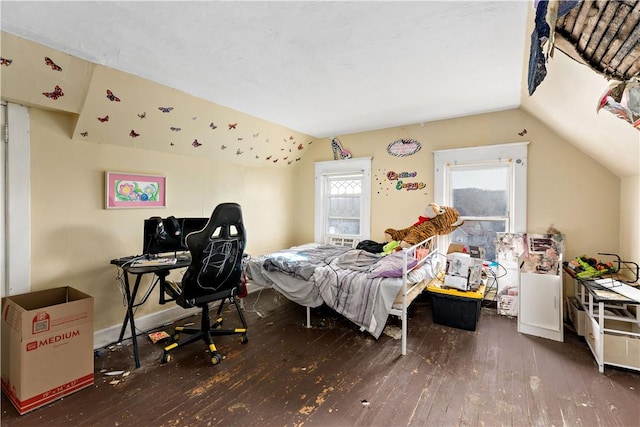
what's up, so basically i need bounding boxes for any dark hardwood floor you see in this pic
[2,289,639,426]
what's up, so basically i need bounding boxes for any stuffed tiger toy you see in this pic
[384,203,464,248]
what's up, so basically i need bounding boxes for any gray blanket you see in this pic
[262,244,351,280]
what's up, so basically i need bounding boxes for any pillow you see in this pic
[367,252,417,278]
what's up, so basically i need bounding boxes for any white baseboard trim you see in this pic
[93,284,263,350]
[93,305,200,350]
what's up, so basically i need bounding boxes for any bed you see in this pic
[244,236,442,355]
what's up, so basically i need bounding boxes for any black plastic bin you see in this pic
[430,292,482,331]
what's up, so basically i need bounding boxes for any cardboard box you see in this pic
[1,287,94,414]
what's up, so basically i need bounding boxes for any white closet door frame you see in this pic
[3,102,30,297]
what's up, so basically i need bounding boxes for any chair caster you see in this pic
[240,334,249,344]
[172,333,180,341]
[161,352,172,364]
[210,352,223,365]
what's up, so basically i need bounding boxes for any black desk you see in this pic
[110,256,191,368]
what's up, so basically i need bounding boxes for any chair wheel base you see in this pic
[211,352,223,365]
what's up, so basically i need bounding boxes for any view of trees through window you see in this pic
[449,169,509,261]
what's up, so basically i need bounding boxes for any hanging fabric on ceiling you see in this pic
[527,0,580,96]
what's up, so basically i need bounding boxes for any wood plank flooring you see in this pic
[2,289,639,426]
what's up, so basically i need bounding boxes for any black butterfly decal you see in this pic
[97,115,109,122]
[158,107,174,113]
[228,123,237,129]
[170,142,175,146]
[289,136,294,140]
[45,57,62,71]
[295,158,301,161]
[210,122,217,130]
[42,85,64,100]
[518,129,527,136]
[238,137,243,141]
[170,127,181,132]
[236,149,243,155]
[1,57,13,66]
[192,139,201,148]
[298,144,304,150]
[220,145,227,150]
[106,90,121,102]
[80,132,89,137]
[138,112,146,119]
[129,130,140,138]
[288,160,293,165]
[273,159,278,163]
[283,156,288,160]
[266,155,272,160]
[253,133,259,138]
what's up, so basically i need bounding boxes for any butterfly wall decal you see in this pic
[97,115,109,122]
[518,129,528,136]
[80,132,88,137]
[129,130,140,138]
[44,57,62,71]
[192,139,201,148]
[273,159,278,163]
[298,144,304,150]
[170,127,181,132]
[220,145,227,150]
[210,122,217,130]
[106,90,120,102]
[42,85,64,100]
[138,112,146,119]
[158,107,174,113]
[253,133,259,138]
[236,149,243,155]
[228,123,237,129]
[1,57,13,66]
[238,137,243,141]
[170,142,175,146]
[266,155,272,160]
[288,160,293,165]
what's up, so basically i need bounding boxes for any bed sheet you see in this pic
[244,244,436,338]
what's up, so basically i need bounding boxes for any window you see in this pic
[434,143,528,261]
[314,157,371,245]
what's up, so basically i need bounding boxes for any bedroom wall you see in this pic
[29,108,298,331]
[294,108,621,265]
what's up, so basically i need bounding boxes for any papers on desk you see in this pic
[131,257,177,267]
[593,278,640,303]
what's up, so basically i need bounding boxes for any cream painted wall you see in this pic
[29,108,296,331]
[620,176,640,280]
[295,108,621,264]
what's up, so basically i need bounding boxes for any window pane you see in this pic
[451,167,508,216]
[328,218,360,235]
[330,179,361,195]
[450,220,506,261]
[329,196,360,218]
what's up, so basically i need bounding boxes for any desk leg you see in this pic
[118,272,143,369]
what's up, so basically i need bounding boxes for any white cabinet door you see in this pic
[518,272,564,342]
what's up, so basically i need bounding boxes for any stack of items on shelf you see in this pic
[564,255,617,279]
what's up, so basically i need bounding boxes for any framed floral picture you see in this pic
[105,172,166,209]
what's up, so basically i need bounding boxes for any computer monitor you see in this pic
[143,216,208,256]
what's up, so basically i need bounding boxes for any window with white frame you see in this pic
[434,143,528,261]
[314,157,371,245]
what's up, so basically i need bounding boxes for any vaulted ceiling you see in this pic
[1,1,638,177]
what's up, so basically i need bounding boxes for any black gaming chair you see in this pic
[162,202,248,365]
